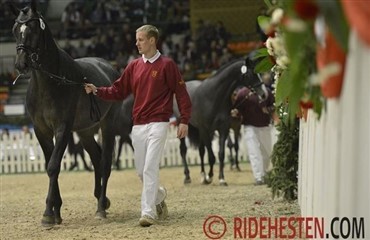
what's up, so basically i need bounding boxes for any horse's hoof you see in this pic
[41,215,55,227]
[184,178,191,184]
[206,176,213,184]
[95,211,107,220]
[55,216,63,224]
[219,179,228,186]
[201,178,212,185]
[105,197,111,210]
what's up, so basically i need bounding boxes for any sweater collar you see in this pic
[142,50,161,63]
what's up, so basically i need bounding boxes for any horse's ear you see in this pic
[7,2,19,16]
[31,0,38,13]
[245,56,253,67]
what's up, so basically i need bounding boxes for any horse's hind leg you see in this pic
[226,135,235,169]
[115,137,124,170]
[77,131,105,215]
[97,118,115,218]
[180,138,191,184]
[79,147,93,171]
[218,131,228,186]
[234,131,241,171]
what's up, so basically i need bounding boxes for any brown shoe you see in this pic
[156,200,168,220]
[139,215,156,227]
[156,187,168,220]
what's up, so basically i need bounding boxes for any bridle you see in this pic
[14,16,85,86]
[14,17,44,69]
[13,15,102,122]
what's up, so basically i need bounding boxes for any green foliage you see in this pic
[265,105,299,201]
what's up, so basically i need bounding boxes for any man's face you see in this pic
[136,31,152,55]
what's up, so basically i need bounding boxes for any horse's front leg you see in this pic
[41,127,70,226]
[180,138,191,184]
[218,131,228,186]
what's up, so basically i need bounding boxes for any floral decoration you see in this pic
[254,0,349,124]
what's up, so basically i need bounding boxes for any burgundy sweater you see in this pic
[97,56,191,125]
[234,87,274,127]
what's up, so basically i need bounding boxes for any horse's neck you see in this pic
[202,67,239,108]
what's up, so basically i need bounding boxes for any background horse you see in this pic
[10,0,119,226]
[176,56,267,185]
[112,95,134,170]
[67,132,92,172]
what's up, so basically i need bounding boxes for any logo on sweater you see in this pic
[151,70,158,78]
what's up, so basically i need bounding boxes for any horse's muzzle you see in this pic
[15,51,30,74]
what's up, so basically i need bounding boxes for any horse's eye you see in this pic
[241,65,247,74]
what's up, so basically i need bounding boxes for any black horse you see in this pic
[227,87,244,171]
[176,56,267,185]
[10,1,119,225]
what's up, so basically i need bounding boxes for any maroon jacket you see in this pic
[96,56,191,125]
[234,87,274,127]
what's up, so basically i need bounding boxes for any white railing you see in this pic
[298,31,369,232]
[0,126,249,174]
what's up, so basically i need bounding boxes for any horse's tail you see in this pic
[187,124,201,147]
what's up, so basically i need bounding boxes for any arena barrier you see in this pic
[0,125,249,174]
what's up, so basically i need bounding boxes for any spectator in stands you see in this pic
[76,39,88,58]
[63,39,78,59]
[115,51,128,72]
[256,6,268,42]
[60,2,81,39]
[215,20,229,43]
[219,47,233,67]
[86,36,98,57]
[1,128,9,141]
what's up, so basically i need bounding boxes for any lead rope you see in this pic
[14,69,102,122]
[89,93,102,122]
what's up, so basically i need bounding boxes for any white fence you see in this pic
[0,126,249,174]
[298,31,370,233]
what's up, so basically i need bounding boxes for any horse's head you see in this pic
[240,54,269,101]
[9,0,47,74]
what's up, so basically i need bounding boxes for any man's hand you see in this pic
[84,83,98,95]
[231,108,239,118]
[177,123,188,139]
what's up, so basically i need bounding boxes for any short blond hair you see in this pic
[136,25,159,43]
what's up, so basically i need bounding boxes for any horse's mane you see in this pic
[207,58,243,79]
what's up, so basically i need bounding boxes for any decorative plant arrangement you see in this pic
[255,0,349,200]
[255,0,349,124]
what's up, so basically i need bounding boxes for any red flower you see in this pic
[265,26,276,38]
[294,0,319,20]
[299,100,314,109]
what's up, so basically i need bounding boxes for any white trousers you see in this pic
[243,125,273,181]
[131,122,168,218]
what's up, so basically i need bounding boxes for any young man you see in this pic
[85,25,192,227]
[231,86,274,185]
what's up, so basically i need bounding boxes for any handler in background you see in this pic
[85,25,191,227]
[231,79,274,185]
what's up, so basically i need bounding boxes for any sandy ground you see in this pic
[0,163,301,240]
